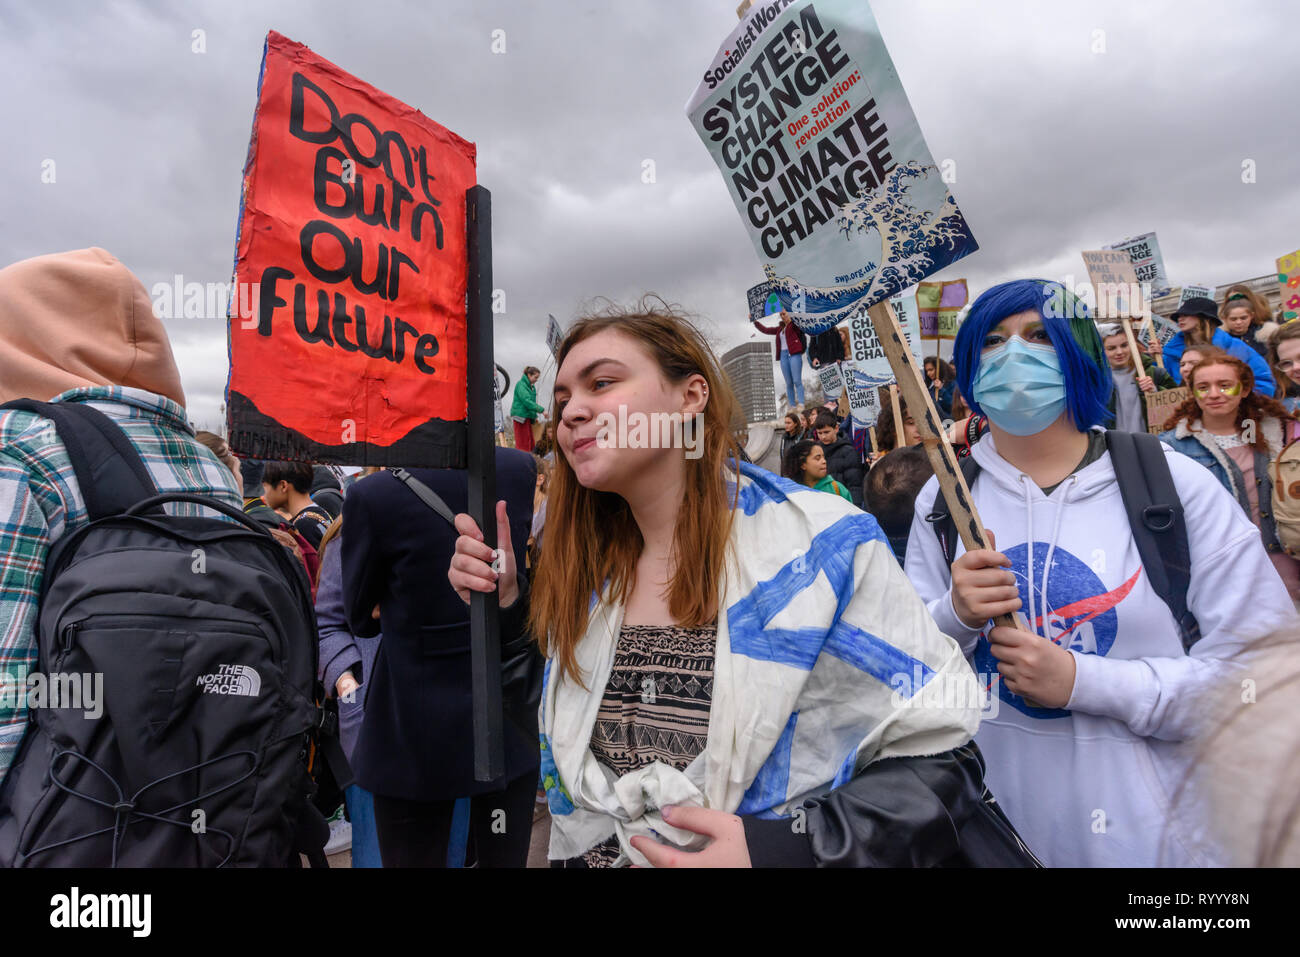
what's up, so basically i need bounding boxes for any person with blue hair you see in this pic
[903,278,1297,867]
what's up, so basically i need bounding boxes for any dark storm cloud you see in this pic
[1,0,1293,427]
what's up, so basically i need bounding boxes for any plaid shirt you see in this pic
[0,387,241,778]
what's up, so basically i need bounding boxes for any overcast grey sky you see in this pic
[2,0,1295,429]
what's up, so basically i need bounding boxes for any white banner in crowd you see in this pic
[686,0,978,335]
[1139,314,1180,350]
[848,308,894,392]
[817,360,845,399]
[546,314,564,358]
[888,293,926,367]
[847,294,925,391]
[1178,284,1214,307]
[1105,232,1171,299]
[843,361,883,431]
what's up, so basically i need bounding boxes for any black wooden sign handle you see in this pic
[466,185,504,782]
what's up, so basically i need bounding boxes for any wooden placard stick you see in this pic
[869,426,879,458]
[889,384,904,449]
[1121,317,1145,379]
[867,300,1030,639]
[1142,313,1164,370]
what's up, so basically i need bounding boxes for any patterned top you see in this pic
[0,387,242,775]
[1209,430,1246,450]
[579,622,717,868]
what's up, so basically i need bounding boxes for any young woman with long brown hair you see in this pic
[1159,354,1300,599]
[450,299,994,868]
[923,356,956,418]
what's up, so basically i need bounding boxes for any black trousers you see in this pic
[373,769,537,868]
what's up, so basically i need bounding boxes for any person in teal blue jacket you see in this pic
[1162,297,1274,394]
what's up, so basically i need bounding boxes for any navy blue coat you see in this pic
[341,449,539,800]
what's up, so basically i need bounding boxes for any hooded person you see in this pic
[311,465,345,519]
[239,456,279,524]
[0,247,243,779]
[903,279,1299,868]
[1162,296,1274,393]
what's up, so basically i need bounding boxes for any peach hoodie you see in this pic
[0,247,185,407]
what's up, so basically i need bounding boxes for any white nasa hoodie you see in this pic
[904,428,1298,867]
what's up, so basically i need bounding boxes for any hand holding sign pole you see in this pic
[228,32,503,780]
[866,300,1037,701]
[696,0,1028,696]
[1143,314,1164,369]
[466,186,504,782]
[1083,248,1144,372]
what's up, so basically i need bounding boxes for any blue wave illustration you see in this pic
[769,161,978,335]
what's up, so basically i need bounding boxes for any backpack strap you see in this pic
[1105,430,1202,652]
[389,467,457,525]
[926,454,983,568]
[0,399,158,521]
[389,467,506,577]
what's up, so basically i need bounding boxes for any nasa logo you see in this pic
[973,542,1138,718]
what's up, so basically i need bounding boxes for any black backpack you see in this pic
[928,430,1202,651]
[0,399,348,866]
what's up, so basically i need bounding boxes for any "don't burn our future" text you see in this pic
[254,72,450,374]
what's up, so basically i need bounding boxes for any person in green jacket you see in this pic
[1100,326,1177,433]
[511,365,546,451]
[781,439,853,502]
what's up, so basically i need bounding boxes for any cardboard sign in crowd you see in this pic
[1280,248,1300,322]
[687,0,977,335]
[227,31,477,466]
[1145,387,1190,435]
[843,291,925,431]
[917,279,968,340]
[1106,231,1170,299]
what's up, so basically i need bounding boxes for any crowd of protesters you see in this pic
[1,247,1298,870]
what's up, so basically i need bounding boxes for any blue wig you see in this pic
[952,279,1112,432]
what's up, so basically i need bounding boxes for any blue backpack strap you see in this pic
[0,399,158,521]
[926,454,982,568]
[1105,430,1201,651]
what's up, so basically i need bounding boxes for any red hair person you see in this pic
[1159,355,1300,600]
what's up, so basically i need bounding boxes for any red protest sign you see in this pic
[227,31,476,465]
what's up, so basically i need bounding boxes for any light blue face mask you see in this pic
[972,337,1067,436]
